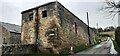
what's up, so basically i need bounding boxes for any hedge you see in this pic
[115,27,120,47]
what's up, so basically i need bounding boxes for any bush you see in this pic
[113,40,120,53]
[73,44,86,53]
[115,27,120,47]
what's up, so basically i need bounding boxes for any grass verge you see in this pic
[60,44,96,55]
[112,40,120,53]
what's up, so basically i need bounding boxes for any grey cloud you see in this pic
[0,0,118,28]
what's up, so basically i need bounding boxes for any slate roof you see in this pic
[21,1,88,28]
[21,1,56,14]
[0,22,21,33]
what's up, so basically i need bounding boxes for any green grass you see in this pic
[100,31,115,38]
[73,44,86,53]
[113,40,120,53]
[100,31,114,34]
[60,44,86,54]
[60,48,70,54]
[60,44,95,55]
[59,36,107,55]
[95,36,107,43]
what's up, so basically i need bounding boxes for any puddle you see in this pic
[94,44,102,48]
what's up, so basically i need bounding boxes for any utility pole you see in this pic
[97,23,99,36]
[87,12,91,44]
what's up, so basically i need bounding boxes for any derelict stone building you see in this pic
[21,1,96,53]
[0,22,21,44]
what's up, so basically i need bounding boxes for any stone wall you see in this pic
[21,3,61,53]
[0,25,10,44]
[37,3,61,53]
[0,24,3,45]
[2,44,35,54]
[0,23,21,45]
[55,3,96,52]
[10,32,21,44]
[21,10,37,44]
[21,2,97,54]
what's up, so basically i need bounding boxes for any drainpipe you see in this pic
[87,12,91,44]
[35,8,39,52]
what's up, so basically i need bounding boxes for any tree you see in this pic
[104,26,115,32]
[98,28,103,32]
[91,27,97,33]
[115,27,120,47]
[101,0,120,19]
[109,26,115,31]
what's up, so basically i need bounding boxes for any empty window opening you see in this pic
[29,13,33,21]
[74,22,77,34]
[42,10,47,18]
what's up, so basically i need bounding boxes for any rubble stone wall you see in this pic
[21,10,37,44]
[0,25,10,44]
[55,3,96,52]
[2,44,35,54]
[9,32,21,44]
[21,2,97,54]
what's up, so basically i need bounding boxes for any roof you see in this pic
[21,1,56,14]
[21,1,87,26]
[21,1,90,30]
[0,22,21,33]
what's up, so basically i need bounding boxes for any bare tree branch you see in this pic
[101,0,120,19]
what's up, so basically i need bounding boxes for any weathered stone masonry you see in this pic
[0,22,21,54]
[0,22,21,44]
[21,1,97,53]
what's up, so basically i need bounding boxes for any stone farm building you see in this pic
[21,1,97,53]
[0,22,21,44]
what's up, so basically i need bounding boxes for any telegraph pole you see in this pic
[97,23,99,36]
[87,12,91,44]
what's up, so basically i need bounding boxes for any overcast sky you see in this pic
[0,0,119,28]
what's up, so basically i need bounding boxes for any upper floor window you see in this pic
[42,10,47,18]
[74,22,77,34]
[29,13,33,21]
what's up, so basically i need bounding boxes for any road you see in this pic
[0,45,2,56]
[69,38,118,56]
[78,41,111,54]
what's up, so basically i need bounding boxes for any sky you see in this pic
[0,0,119,29]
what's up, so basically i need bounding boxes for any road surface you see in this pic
[70,38,118,56]
[0,45,2,56]
[78,41,111,54]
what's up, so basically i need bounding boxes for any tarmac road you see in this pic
[0,45,2,56]
[77,41,111,54]
[69,38,118,56]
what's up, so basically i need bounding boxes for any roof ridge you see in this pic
[0,21,21,27]
[0,21,21,33]
[21,1,57,14]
